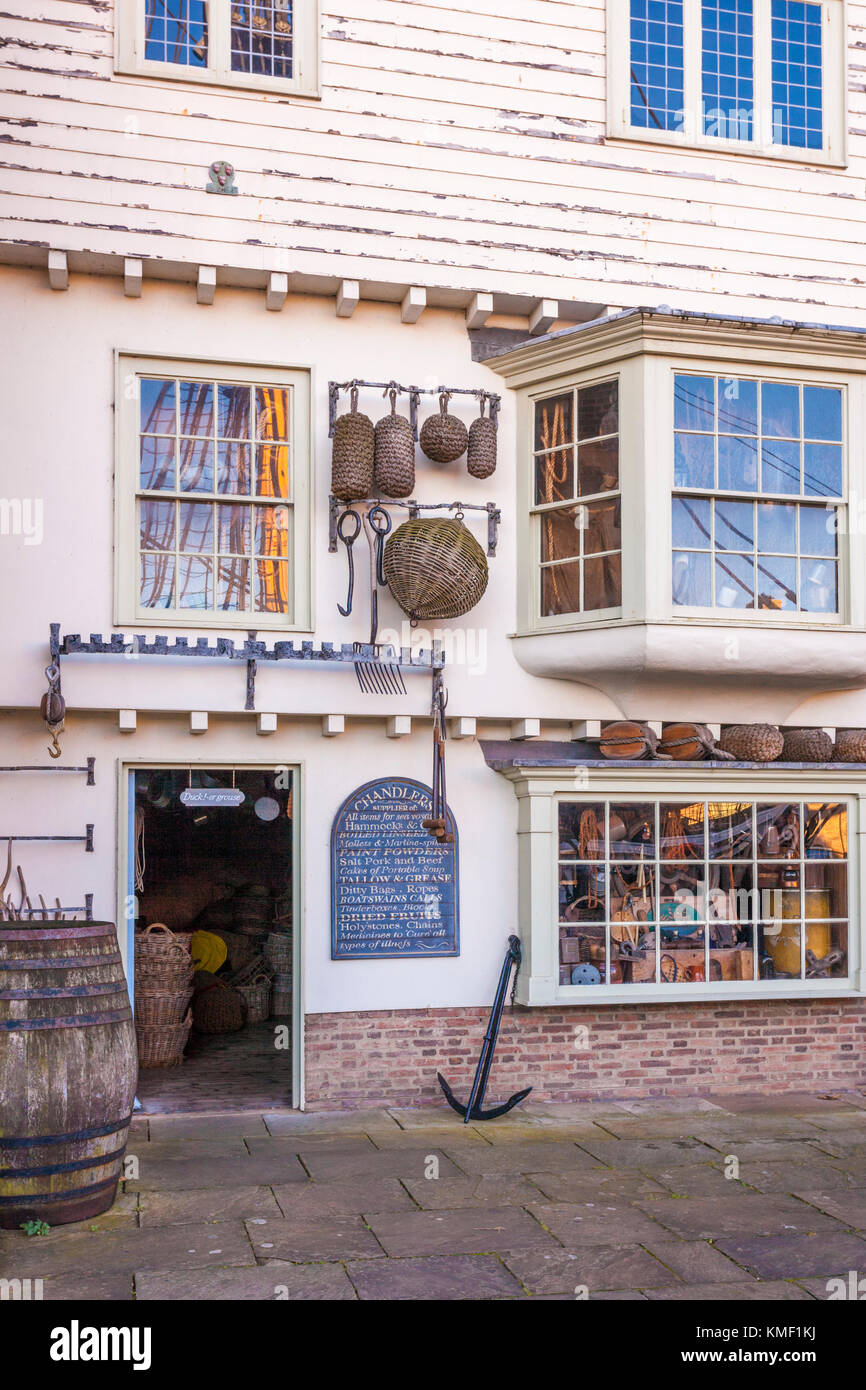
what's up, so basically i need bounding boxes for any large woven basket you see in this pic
[331,387,374,501]
[374,391,415,498]
[718,723,784,762]
[264,931,293,971]
[134,987,193,1027]
[192,975,244,1034]
[237,973,271,1025]
[834,728,866,763]
[782,728,834,763]
[135,923,193,959]
[136,1009,192,1068]
[135,924,193,989]
[383,517,488,621]
[271,970,292,1017]
[419,393,468,465]
[467,409,497,479]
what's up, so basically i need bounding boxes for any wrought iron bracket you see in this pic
[328,379,501,439]
[328,496,500,557]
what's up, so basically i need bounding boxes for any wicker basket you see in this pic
[136,1009,192,1068]
[270,970,293,1017]
[134,987,193,1027]
[264,931,293,969]
[192,975,244,1034]
[331,386,374,501]
[419,393,468,465]
[237,973,271,1024]
[782,728,834,762]
[383,516,488,621]
[718,723,784,762]
[833,728,866,763]
[135,923,193,959]
[467,407,497,479]
[374,390,415,498]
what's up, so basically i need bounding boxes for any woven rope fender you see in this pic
[331,386,374,501]
[374,388,415,498]
[833,728,866,763]
[718,723,784,761]
[782,728,835,762]
[467,400,497,479]
[383,516,488,621]
[419,392,468,465]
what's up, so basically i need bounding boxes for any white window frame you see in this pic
[114,351,313,631]
[115,0,321,99]
[503,764,864,1007]
[606,0,847,166]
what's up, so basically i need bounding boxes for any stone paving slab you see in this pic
[136,1262,357,1300]
[499,1244,678,1294]
[125,1153,308,1191]
[81,1192,140,1232]
[137,1186,283,1227]
[527,1201,669,1247]
[525,1167,668,1203]
[635,1193,841,1240]
[710,1092,860,1116]
[40,1273,136,1301]
[646,1165,751,1198]
[691,1136,837,1163]
[298,1146,463,1183]
[793,1190,866,1227]
[345,1253,523,1300]
[577,1138,719,1168]
[641,1238,747,1284]
[800,1112,866,1133]
[146,1113,270,1140]
[741,1161,859,1194]
[643,1280,815,1301]
[615,1098,728,1116]
[126,1138,250,1161]
[601,1115,824,1141]
[244,1214,384,1262]
[0,1222,255,1278]
[245,1135,377,1159]
[402,1174,544,1210]
[264,1109,400,1136]
[440,1140,598,1176]
[714,1231,866,1280]
[271,1178,417,1218]
[364,1205,558,1257]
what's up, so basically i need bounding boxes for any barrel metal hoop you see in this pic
[0,1173,119,1207]
[0,1145,127,1180]
[0,981,128,1000]
[0,1116,133,1149]
[0,953,123,971]
[0,925,117,941]
[0,1007,133,1031]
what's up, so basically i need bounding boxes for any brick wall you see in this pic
[304,1000,866,1109]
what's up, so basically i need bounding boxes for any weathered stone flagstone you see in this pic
[646,1164,752,1198]
[245,1135,378,1159]
[499,1244,678,1294]
[41,1273,137,1301]
[643,1280,814,1300]
[0,1221,255,1278]
[126,1137,250,1162]
[297,1145,463,1182]
[271,1177,417,1217]
[635,1193,842,1240]
[526,1167,667,1202]
[576,1137,722,1168]
[344,1253,524,1299]
[440,1140,598,1175]
[402,1173,544,1210]
[691,1136,838,1163]
[364,1205,558,1257]
[527,1201,669,1247]
[713,1231,866,1280]
[244,1214,384,1262]
[137,1185,283,1227]
[744,1161,859,1194]
[135,1262,357,1300]
[124,1152,308,1190]
[146,1113,269,1140]
[263,1108,400,1136]
[793,1190,866,1227]
[641,1237,746,1284]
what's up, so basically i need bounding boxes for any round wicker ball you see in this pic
[782,728,834,763]
[374,399,415,498]
[833,728,866,763]
[420,394,468,465]
[467,414,497,479]
[383,517,488,621]
[331,388,374,501]
[718,723,784,762]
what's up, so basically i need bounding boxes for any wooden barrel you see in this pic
[0,921,137,1229]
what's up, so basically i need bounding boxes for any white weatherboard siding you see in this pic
[0,1,865,318]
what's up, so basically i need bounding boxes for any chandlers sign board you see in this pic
[330,777,459,959]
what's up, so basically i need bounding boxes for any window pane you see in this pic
[541,561,581,616]
[178,501,212,552]
[218,557,250,610]
[535,448,575,505]
[758,500,796,552]
[254,504,290,557]
[140,436,175,491]
[761,439,800,493]
[177,554,212,609]
[140,552,175,608]
[757,803,801,857]
[255,444,290,498]
[584,553,621,610]
[541,508,581,563]
[709,802,753,858]
[584,498,621,555]
[702,0,754,141]
[804,802,847,858]
[217,442,251,495]
[139,499,175,551]
[231,1,294,80]
[675,433,714,488]
[559,802,607,860]
[145,0,208,66]
[799,503,837,556]
[799,558,837,613]
[718,434,758,491]
[630,0,684,132]
[178,381,214,436]
[715,551,755,608]
[717,376,758,435]
[577,379,618,440]
[255,559,289,613]
[140,377,175,434]
[771,0,823,149]
[757,555,797,609]
[672,496,711,548]
[803,443,842,498]
[218,384,251,439]
[610,804,655,859]
[715,499,753,550]
[661,801,706,858]
[675,375,715,430]
[256,386,290,441]
[761,381,799,438]
[672,550,711,605]
[179,438,214,493]
[217,503,251,555]
[534,393,573,450]
[578,438,619,496]
[803,386,842,442]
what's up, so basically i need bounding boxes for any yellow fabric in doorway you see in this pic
[191,930,228,975]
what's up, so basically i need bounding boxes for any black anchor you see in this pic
[438,936,532,1122]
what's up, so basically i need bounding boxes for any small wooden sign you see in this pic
[179,788,245,807]
[331,777,459,960]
